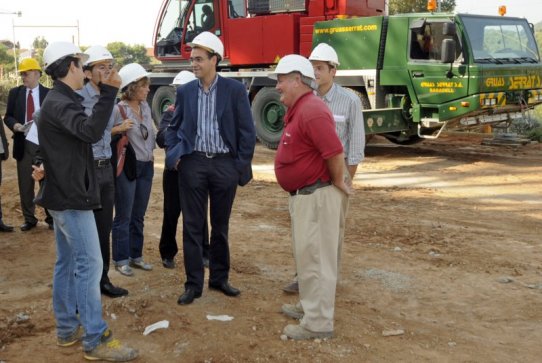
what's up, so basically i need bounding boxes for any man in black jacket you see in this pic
[0,116,13,232]
[34,41,137,362]
[4,58,53,231]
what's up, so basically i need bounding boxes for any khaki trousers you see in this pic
[289,185,346,332]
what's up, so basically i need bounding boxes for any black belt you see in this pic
[193,151,230,159]
[289,179,332,196]
[94,159,110,168]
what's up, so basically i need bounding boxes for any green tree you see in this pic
[107,42,150,68]
[389,0,456,15]
[32,37,48,51]
[0,44,14,73]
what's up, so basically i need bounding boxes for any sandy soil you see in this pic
[1,131,542,362]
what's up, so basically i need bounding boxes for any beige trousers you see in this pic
[289,185,346,332]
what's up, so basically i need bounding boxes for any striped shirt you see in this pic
[77,82,115,159]
[318,83,365,165]
[194,76,229,153]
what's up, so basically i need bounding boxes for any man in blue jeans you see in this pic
[34,41,137,361]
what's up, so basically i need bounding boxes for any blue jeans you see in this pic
[49,209,108,352]
[112,160,154,265]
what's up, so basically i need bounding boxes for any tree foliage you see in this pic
[389,0,456,15]
[107,42,150,68]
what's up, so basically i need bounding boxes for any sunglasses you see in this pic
[140,123,149,140]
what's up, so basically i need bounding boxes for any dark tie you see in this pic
[26,89,35,123]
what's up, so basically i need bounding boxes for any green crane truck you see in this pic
[304,12,542,145]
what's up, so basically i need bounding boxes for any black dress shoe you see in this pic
[177,288,202,305]
[20,222,37,231]
[162,258,175,269]
[209,281,240,297]
[0,221,14,232]
[101,283,129,298]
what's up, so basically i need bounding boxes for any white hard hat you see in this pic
[188,31,224,59]
[171,70,196,86]
[43,41,89,71]
[269,54,315,80]
[309,43,340,66]
[83,45,113,67]
[119,63,150,90]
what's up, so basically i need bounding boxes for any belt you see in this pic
[193,151,230,159]
[289,179,332,196]
[94,159,110,168]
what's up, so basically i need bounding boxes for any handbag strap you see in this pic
[118,104,128,120]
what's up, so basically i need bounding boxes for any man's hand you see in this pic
[32,164,45,182]
[100,68,122,89]
[334,180,353,196]
[13,123,25,133]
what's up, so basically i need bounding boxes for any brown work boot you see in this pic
[84,330,138,361]
[57,325,84,347]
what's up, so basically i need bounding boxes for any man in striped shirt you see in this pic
[165,32,256,305]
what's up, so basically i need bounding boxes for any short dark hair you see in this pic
[45,56,80,80]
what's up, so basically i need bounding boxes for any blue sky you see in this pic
[0,0,539,50]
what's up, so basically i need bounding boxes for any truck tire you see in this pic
[252,87,285,149]
[151,86,176,127]
[383,132,423,145]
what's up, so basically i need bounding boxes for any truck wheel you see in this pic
[383,132,423,145]
[252,87,285,149]
[151,86,176,127]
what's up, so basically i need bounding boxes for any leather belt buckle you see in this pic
[205,152,217,159]
[95,159,110,168]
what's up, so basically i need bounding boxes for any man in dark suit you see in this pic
[0,116,14,232]
[166,32,256,305]
[4,58,53,231]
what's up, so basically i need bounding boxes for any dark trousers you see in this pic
[179,152,238,293]
[93,163,115,286]
[0,160,3,220]
[17,140,52,224]
[159,168,209,260]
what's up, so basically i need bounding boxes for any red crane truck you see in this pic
[150,0,387,147]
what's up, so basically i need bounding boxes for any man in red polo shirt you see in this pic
[271,54,351,340]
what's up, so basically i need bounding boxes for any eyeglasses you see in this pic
[140,123,149,140]
[189,56,208,64]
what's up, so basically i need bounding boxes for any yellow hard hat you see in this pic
[18,58,42,72]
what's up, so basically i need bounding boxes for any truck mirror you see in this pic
[442,22,456,36]
[441,39,456,63]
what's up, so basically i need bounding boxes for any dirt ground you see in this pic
[1,131,542,362]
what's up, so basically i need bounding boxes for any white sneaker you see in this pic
[115,264,134,276]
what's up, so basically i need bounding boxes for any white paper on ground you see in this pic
[143,320,170,335]
[206,314,234,321]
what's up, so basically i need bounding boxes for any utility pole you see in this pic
[0,10,22,80]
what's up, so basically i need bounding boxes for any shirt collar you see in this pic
[318,83,337,103]
[27,84,39,93]
[198,75,218,93]
[82,82,100,99]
